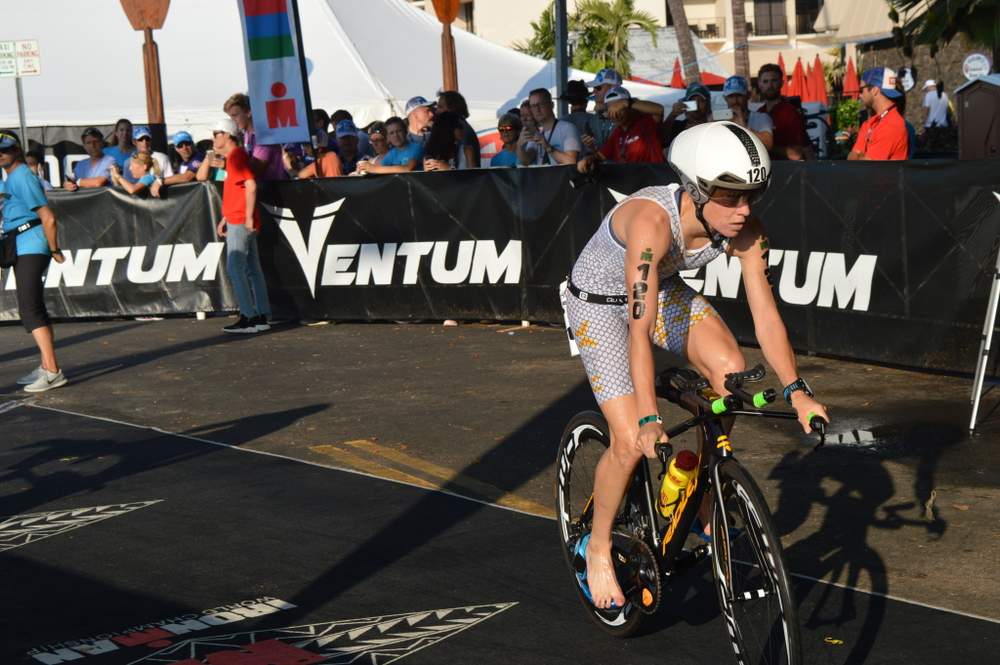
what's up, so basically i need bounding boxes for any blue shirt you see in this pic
[382,142,423,169]
[1,164,49,256]
[73,154,116,183]
[490,149,518,168]
[104,145,135,169]
[136,173,156,188]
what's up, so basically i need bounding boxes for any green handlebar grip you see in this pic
[807,411,817,421]
[711,398,729,415]
[753,391,769,408]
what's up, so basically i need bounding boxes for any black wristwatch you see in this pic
[783,378,813,404]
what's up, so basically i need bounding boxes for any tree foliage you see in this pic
[512,0,659,77]
[888,0,1000,61]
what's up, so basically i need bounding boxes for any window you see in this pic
[795,0,822,34]
[459,1,474,33]
[753,0,787,36]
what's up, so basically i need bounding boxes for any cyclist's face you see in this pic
[703,187,759,236]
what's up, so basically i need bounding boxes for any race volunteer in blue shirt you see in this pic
[64,126,116,190]
[0,131,68,393]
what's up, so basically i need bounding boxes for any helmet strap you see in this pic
[695,201,725,248]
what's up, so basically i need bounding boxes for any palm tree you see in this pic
[889,0,1000,65]
[512,2,557,60]
[731,0,749,79]
[666,0,701,83]
[573,0,659,77]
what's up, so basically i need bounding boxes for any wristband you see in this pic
[782,377,813,404]
[638,414,662,427]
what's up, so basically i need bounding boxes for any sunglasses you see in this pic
[136,136,152,142]
[709,187,764,208]
[498,126,516,132]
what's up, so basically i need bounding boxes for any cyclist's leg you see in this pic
[564,293,639,609]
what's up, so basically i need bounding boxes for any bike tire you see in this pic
[711,459,802,665]
[555,410,646,637]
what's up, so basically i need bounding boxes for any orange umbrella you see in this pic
[811,54,829,107]
[669,57,685,89]
[787,58,807,99]
[803,63,816,102]
[777,52,787,85]
[843,57,860,99]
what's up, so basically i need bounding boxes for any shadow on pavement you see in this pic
[770,417,962,664]
[0,321,147,366]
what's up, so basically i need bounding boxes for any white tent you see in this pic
[0,0,683,139]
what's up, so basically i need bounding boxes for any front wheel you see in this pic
[555,411,647,637]
[711,459,802,665]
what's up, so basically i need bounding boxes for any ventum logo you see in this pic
[266,198,522,298]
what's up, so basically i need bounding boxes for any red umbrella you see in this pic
[787,58,807,99]
[777,52,787,86]
[843,57,860,99]
[803,63,815,102]
[669,57,685,89]
[700,72,727,85]
[811,54,829,107]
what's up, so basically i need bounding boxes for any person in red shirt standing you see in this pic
[214,118,272,334]
[848,67,909,161]
[577,87,663,172]
[757,63,812,160]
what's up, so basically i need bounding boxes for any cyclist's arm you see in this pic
[733,218,829,428]
[622,203,671,420]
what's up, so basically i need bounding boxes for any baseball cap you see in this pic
[684,82,711,102]
[172,131,194,145]
[81,127,104,141]
[722,75,749,97]
[212,118,239,137]
[0,130,20,150]
[335,119,358,138]
[861,67,902,99]
[559,79,590,102]
[132,125,152,140]
[923,79,937,89]
[603,86,632,104]
[405,96,433,116]
[586,67,622,88]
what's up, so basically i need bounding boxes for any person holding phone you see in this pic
[197,127,230,183]
[516,88,581,166]
[577,87,664,172]
[663,82,712,149]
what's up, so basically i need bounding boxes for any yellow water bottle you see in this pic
[658,450,699,519]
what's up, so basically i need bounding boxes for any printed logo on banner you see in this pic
[25,598,298,664]
[264,200,523,293]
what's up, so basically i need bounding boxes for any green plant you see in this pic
[831,98,862,133]
[888,0,1000,63]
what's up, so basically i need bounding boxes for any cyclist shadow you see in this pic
[768,419,959,664]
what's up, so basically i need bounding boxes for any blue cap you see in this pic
[722,75,749,97]
[0,130,21,150]
[405,96,433,116]
[335,119,358,138]
[684,82,711,102]
[586,68,623,87]
[860,67,902,99]
[133,125,152,140]
[172,131,194,145]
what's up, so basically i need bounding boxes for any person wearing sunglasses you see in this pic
[848,67,908,161]
[0,131,68,392]
[361,122,390,168]
[490,114,521,168]
[563,122,828,610]
[357,117,423,174]
[121,125,173,185]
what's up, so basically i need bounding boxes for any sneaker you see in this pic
[251,315,271,332]
[222,316,258,334]
[24,369,68,393]
[16,365,43,385]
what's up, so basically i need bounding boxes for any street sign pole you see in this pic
[15,75,27,148]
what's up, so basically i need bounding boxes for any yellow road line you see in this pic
[311,439,554,518]
[310,444,438,491]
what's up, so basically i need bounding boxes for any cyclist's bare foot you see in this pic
[585,541,625,609]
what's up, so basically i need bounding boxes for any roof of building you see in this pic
[815,0,927,45]
[955,73,1000,95]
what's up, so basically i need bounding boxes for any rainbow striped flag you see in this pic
[245,0,295,61]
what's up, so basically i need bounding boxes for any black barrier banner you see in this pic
[2,163,999,374]
[0,183,234,319]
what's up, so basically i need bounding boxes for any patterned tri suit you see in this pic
[565,184,726,404]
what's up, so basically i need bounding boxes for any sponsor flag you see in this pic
[237,0,312,145]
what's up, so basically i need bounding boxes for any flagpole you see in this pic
[289,0,315,147]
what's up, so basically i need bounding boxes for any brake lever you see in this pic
[809,414,827,450]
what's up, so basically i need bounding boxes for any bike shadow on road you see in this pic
[768,416,962,664]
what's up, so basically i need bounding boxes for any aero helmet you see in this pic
[667,121,771,205]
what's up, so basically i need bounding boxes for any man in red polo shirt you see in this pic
[848,67,909,161]
[577,87,663,172]
[757,63,811,160]
[214,117,272,334]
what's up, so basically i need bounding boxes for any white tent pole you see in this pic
[969,191,1000,433]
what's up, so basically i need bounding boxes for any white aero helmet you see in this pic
[667,121,771,205]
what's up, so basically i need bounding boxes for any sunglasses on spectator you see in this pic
[136,136,152,142]
[498,126,516,132]
[709,187,764,207]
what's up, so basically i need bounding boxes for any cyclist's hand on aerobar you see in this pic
[790,392,829,434]
[635,421,668,458]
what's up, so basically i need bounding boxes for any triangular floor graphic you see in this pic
[0,501,163,552]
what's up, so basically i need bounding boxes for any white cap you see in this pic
[603,86,632,104]
[923,79,936,89]
[212,118,239,137]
